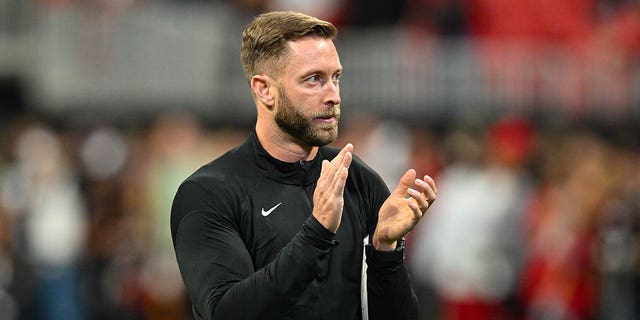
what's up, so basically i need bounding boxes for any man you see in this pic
[170,11,437,320]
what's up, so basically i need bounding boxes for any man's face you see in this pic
[273,36,342,147]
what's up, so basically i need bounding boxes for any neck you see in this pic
[255,118,318,163]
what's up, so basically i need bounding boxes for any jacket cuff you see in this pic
[300,215,339,250]
[365,241,405,273]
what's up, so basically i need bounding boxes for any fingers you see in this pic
[314,144,353,233]
[318,143,353,187]
[374,171,437,249]
[392,169,417,196]
[331,143,353,184]
[330,143,353,167]
[404,173,437,215]
[415,175,437,205]
[331,151,352,197]
[422,175,437,196]
[327,144,353,188]
[406,189,427,218]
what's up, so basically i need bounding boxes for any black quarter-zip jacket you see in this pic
[171,129,418,320]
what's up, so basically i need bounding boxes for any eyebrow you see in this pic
[299,67,342,78]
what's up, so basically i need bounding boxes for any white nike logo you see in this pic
[261,202,282,217]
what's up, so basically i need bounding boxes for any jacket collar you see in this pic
[248,129,322,186]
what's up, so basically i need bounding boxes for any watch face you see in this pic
[396,239,406,252]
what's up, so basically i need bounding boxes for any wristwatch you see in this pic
[365,238,406,262]
[394,238,406,252]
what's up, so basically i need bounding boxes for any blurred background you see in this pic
[0,0,639,319]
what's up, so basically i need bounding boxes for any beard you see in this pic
[274,86,339,147]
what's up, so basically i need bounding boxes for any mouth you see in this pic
[313,115,338,125]
[313,111,340,124]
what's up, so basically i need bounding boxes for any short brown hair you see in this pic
[240,11,337,82]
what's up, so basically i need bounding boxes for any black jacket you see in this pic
[171,129,418,320]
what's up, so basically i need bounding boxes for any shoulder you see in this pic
[181,143,256,202]
[171,146,252,232]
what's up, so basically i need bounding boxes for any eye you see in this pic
[332,73,341,83]
[306,74,320,84]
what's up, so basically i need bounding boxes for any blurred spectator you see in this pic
[519,129,614,320]
[74,124,140,320]
[0,120,87,320]
[410,116,535,320]
[138,112,209,255]
[0,198,18,320]
[120,111,207,320]
[361,119,414,188]
[597,142,640,320]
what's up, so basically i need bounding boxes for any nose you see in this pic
[324,80,341,107]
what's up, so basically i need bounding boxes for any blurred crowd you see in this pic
[0,112,248,320]
[0,111,638,320]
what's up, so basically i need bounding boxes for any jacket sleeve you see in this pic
[171,180,336,320]
[366,244,419,319]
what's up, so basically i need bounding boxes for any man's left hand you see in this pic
[372,169,437,251]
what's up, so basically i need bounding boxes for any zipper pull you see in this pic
[299,160,307,185]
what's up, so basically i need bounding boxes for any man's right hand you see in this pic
[312,143,353,233]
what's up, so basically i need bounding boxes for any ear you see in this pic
[251,75,276,108]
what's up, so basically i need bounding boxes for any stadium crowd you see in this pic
[0,112,638,320]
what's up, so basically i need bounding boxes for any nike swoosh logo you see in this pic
[261,202,282,217]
